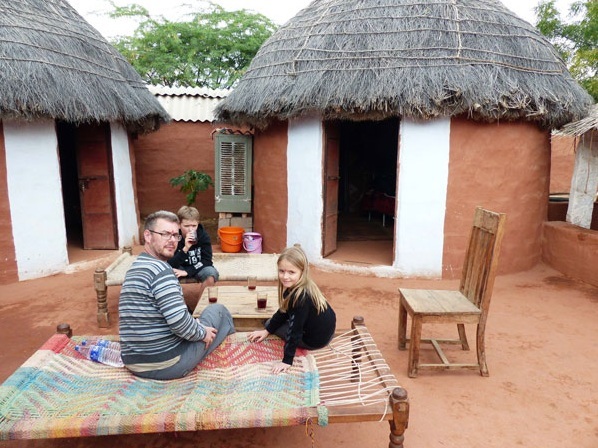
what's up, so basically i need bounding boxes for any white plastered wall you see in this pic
[395,118,450,277]
[286,116,324,262]
[110,123,139,247]
[4,119,69,280]
[285,116,450,278]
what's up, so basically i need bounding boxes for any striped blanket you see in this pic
[0,333,324,440]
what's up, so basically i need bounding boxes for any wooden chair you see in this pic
[397,207,506,377]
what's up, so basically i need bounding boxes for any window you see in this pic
[215,133,253,213]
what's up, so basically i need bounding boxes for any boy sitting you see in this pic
[168,206,219,310]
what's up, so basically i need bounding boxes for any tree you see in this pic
[109,2,277,89]
[534,0,598,101]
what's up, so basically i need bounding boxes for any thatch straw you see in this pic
[557,105,598,137]
[216,0,593,130]
[0,0,170,133]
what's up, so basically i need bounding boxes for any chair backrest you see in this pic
[459,207,507,312]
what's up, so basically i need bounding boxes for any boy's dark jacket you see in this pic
[167,224,213,278]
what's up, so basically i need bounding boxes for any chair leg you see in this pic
[457,324,470,350]
[398,301,407,350]
[408,316,422,378]
[476,324,489,377]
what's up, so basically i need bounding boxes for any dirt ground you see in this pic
[0,249,597,448]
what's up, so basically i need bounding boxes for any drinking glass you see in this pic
[257,292,267,309]
[208,287,218,303]
[247,276,257,290]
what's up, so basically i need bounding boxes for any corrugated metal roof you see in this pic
[147,85,231,122]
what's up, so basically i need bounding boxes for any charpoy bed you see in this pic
[0,317,408,447]
[93,248,280,327]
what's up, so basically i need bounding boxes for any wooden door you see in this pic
[76,123,118,249]
[323,122,340,257]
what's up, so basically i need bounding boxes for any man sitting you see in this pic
[119,210,234,380]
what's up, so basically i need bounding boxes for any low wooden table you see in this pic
[193,285,278,331]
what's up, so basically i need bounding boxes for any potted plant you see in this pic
[169,169,214,206]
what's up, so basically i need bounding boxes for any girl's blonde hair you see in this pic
[277,244,328,314]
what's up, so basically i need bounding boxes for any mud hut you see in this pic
[0,0,169,283]
[216,0,593,278]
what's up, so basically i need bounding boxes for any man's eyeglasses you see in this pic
[148,230,182,241]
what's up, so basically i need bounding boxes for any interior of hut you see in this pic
[57,122,85,251]
[330,118,399,266]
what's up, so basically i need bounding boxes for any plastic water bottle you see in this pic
[96,339,121,350]
[80,338,121,350]
[75,344,124,367]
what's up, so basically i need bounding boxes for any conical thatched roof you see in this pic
[216,0,593,130]
[0,0,169,132]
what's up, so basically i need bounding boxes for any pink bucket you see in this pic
[243,232,263,254]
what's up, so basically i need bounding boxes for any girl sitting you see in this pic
[248,244,336,374]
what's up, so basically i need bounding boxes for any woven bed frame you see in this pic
[93,247,280,327]
[0,317,409,447]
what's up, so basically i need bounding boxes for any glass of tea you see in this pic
[257,292,267,309]
[207,287,218,303]
[247,276,257,290]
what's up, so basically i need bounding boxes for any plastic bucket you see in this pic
[243,232,263,254]
[218,226,245,253]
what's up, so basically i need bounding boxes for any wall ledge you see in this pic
[542,221,598,287]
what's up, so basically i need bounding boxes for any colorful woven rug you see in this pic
[0,333,324,440]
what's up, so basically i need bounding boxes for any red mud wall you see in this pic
[0,123,18,284]
[133,121,219,220]
[444,118,550,278]
[550,134,576,193]
[253,121,288,254]
[542,221,598,287]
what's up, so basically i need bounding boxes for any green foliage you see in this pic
[535,0,598,101]
[110,2,277,89]
[169,170,214,206]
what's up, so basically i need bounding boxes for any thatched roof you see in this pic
[557,104,598,137]
[216,0,593,130]
[0,0,170,133]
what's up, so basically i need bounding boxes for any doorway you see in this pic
[57,121,119,256]
[331,118,399,265]
[57,122,83,249]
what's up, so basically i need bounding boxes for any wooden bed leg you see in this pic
[56,323,72,338]
[351,315,365,328]
[350,316,365,381]
[94,268,109,328]
[388,387,409,448]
